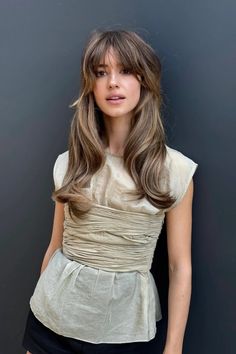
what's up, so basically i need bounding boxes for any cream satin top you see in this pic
[30,145,198,344]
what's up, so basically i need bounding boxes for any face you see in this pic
[92,48,141,122]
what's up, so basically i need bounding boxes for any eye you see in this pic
[94,70,106,77]
[121,68,133,75]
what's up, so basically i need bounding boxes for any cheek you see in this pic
[132,83,141,103]
[92,87,101,105]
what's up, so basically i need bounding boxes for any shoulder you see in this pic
[53,150,69,190]
[165,145,197,170]
[164,144,199,211]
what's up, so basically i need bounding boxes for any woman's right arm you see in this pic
[40,201,65,274]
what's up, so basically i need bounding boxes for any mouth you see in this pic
[106,95,126,101]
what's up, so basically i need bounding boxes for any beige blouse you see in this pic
[30,145,198,344]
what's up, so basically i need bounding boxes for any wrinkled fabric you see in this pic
[29,145,198,343]
[63,203,165,273]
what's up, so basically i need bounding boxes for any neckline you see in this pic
[104,148,123,158]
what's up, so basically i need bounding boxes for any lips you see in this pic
[106,95,125,101]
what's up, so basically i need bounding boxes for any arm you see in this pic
[40,201,65,274]
[163,179,194,354]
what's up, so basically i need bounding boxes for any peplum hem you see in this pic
[30,248,162,344]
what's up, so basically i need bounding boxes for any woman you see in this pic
[23,29,198,354]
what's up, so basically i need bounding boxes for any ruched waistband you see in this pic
[62,203,165,273]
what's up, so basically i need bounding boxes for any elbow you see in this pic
[168,261,192,278]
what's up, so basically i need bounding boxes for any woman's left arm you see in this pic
[163,179,194,354]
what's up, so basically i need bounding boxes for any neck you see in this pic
[102,115,132,155]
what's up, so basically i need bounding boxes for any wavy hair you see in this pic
[52,29,176,219]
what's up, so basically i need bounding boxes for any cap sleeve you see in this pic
[53,151,69,191]
[164,146,198,211]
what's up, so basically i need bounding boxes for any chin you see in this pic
[104,108,134,118]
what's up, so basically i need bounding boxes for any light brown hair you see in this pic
[52,29,176,219]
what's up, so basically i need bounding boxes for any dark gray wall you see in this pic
[0,1,235,353]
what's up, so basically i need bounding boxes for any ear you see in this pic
[136,74,143,83]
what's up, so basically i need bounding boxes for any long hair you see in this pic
[52,29,176,219]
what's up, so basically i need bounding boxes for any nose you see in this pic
[108,72,119,88]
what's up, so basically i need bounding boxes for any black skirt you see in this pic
[22,308,153,354]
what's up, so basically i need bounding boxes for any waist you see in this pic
[62,203,164,272]
[62,240,157,273]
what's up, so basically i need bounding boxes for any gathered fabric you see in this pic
[63,203,165,273]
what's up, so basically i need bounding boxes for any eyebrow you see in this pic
[95,63,123,68]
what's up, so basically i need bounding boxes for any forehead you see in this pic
[96,48,122,67]
[90,44,139,74]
